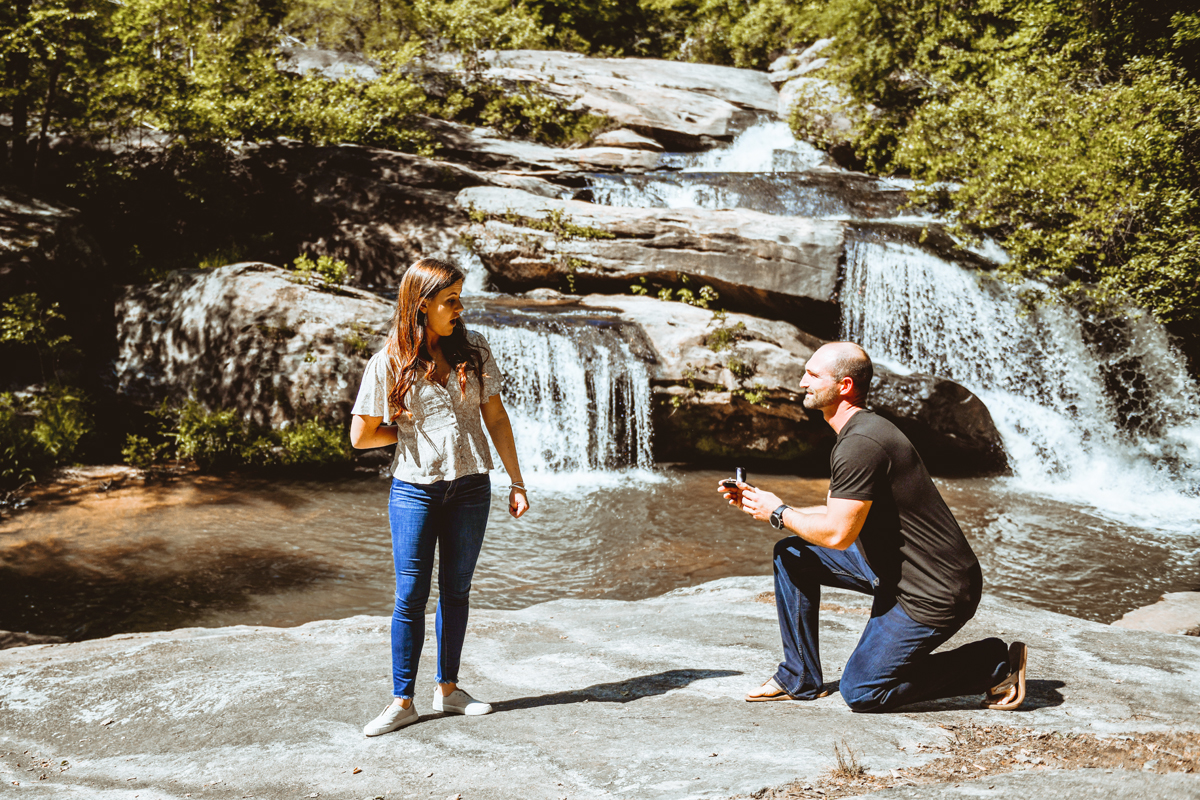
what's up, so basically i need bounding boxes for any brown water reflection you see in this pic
[2,468,1196,640]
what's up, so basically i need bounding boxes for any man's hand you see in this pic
[717,480,743,509]
[737,483,784,523]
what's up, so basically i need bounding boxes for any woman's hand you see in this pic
[509,486,529,518]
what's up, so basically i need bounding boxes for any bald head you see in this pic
[814,342,873,405]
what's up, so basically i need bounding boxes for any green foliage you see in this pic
[31,385,92,462]
[134,398,351,472]
[898,57,1200,321]
[120,434,169,470]
[706,320,745,352]
[0,387,94,488]
[0,394,42,488]
[292,253,350,288]
[733,383,769,406]
[634,276,719,309]
[277,418,351,466]
[343,321,375,358]
[467,84,610,147]
[784,0,1200,324]
[0,293,75,381]
[726,356,754,380]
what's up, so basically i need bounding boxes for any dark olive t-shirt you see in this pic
[829,410,982,627]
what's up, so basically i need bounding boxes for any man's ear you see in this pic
[840,376,855,397]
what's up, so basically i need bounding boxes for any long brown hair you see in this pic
[385,258,486,417]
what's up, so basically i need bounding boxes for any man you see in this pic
[721,342,1026,712]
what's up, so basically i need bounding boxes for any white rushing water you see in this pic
[466,315,655,480]
[840,236,1200,528]
[663,120,832,172]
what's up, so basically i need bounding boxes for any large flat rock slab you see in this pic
[427,50,778,149]
[3,577,1198,799]
[459,186,846,327]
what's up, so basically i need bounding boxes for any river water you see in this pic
[3,467,1198,642]
[5,121,1199,642]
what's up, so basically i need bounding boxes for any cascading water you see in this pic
[840,234,1200,527]
[660,120,831,172]
[465,307,654,478]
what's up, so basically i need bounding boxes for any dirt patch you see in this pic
[739,723,1200,799]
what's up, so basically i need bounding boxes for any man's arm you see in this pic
[737,484,870,550]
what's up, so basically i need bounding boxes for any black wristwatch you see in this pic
[769,504,790,530]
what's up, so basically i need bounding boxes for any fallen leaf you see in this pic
[352,768,362,775]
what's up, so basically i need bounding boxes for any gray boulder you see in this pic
[459,186,846,333]
[114,263,391,425]
[768,37,835,85]
[2,576,1196,799]
[576,294,1005,475]
[592,128,665,151]
[417,116,663,173]
[423,49,778,149]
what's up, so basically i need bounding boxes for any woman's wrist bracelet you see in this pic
[509,481,526,491]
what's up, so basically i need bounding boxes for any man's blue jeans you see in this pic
[388,473,491,699]
[772,536,1010,712]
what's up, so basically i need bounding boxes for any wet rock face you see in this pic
[114,263,391,425]
[459,186,845,333]
[868,369,1008,476]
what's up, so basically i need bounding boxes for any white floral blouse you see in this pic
[352,330,502,484]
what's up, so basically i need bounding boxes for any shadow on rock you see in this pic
[0,536,341,641]
[489,668,743,712]
[875,679,1067,714]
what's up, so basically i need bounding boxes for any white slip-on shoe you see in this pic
[432,686,492,716]
[363,701,418,736]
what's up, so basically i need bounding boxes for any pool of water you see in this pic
[2,468,1197,641]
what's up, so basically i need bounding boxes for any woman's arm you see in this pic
[479,394,529,518]
[350,414,398,450]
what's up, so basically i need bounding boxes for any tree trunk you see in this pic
[33,58,64,180]
[10,0,32,184]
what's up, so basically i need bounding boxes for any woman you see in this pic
[350,258,529,737]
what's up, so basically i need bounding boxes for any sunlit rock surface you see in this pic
[2,577,1197,799]
[459,186,846,330]
[424,49,778,149]
[114,263,390,425]
[1113,592,1200,636]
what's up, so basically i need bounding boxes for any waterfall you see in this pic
[659,120,831,172]
[841,235,1200,527]
[465,309,654,478]
[584,172,917,220]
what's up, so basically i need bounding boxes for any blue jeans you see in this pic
[772,536,1010,712]
[387,473,491,699]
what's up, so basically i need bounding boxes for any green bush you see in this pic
[0,388,94,488]
[278,419,352,466]
[292,253,350,288]
[133,399,352,472]
[32,387,93,463]
[0,395,43,489]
